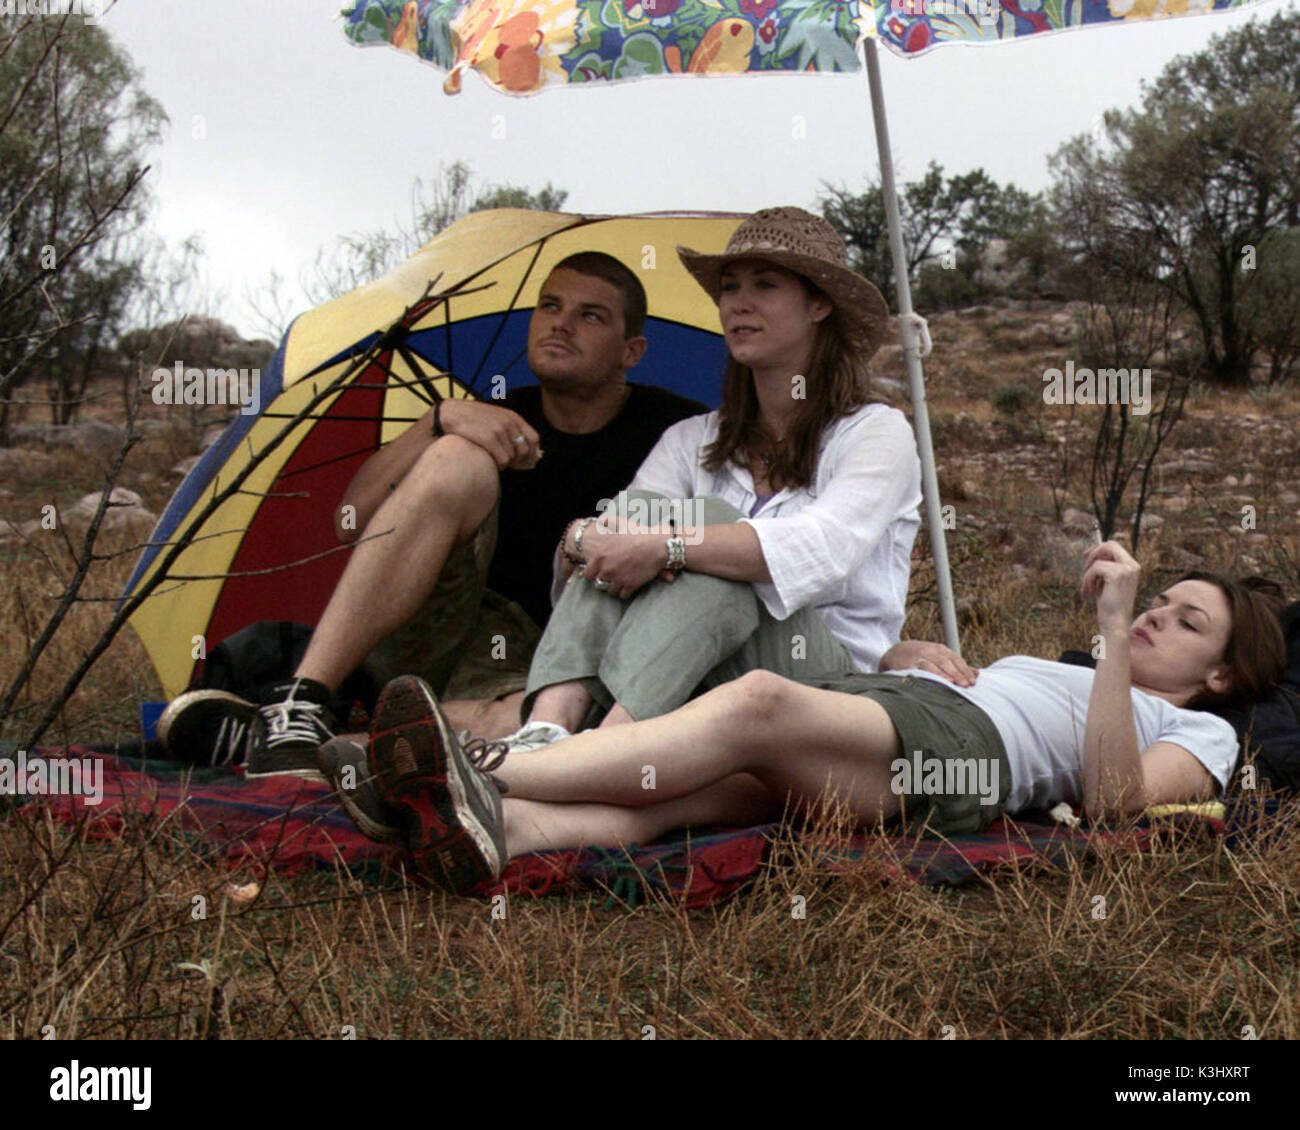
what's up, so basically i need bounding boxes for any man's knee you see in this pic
[404,435,499,524]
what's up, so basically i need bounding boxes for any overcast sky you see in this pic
[101,0,1292,340]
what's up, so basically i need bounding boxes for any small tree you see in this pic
[1049,137,1190,551]
[1046,9,1300,387]
[1088,375,1189,556]
[1239,227,1300,386]
[471,182,568,214]
[819,163,1042,307]
[0,10,165,439]
[295,162,570,311]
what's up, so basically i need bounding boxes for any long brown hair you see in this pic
[700,278,873,490]
[1178,572,1287,712]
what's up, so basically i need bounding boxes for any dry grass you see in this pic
[3,304,1300,1039]
[3,797,1298,1039]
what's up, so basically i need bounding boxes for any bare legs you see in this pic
[526,681,592,733]
[598,704,636,729]
[441,691,527,740]
[332,691,528,747]
[525,680,711,734]
[526,690,634,733]
[497,670,905,858]
[294,436,499,692]
[503,775,776,859]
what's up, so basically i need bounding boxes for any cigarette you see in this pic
[1091,520,1103,546]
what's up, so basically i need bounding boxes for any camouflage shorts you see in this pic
[363,503,540,703]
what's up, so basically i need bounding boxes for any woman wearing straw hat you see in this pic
[486,207,920,751]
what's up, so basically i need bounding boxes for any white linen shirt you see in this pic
[626,404,922,672]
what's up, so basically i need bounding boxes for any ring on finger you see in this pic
[512,434,527,446]
[593,578,611,592]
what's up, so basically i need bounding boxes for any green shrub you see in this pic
[990,383,1033,415]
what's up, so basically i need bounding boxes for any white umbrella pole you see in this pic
[862,34,961,654]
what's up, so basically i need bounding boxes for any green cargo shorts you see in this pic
[806,672,1011,836]
[363,502,539,703]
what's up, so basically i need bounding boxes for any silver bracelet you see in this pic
[572,517,595,560]
[665,535,686,572]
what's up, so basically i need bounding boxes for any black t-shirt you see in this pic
[487,383,706,628]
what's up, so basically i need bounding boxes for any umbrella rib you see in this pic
[274,444,396,482]
[467,236,548,394]
[498,344,529,383]
[287,370,450,401]
[394,341,448,406]
[296,280,498,382]
[440,291,456,398]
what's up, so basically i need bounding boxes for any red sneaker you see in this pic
[367,676,506,893]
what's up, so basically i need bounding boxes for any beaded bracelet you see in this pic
[560,517,593,566]
[665,535,686,572]
[664,514,685,572]
[558,518,580,565]
[572,517,595,560]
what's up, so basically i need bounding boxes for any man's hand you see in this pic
[438,400,541,470]
[1081,540,1141,636]
[880,639,978,687]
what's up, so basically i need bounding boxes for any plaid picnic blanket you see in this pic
[5,744,1274,909]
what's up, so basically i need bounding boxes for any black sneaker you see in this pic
[368,676,506,893]
[317,737,402,843]
[158,689,263,767]
[245,678,336,782]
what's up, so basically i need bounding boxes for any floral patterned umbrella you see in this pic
[341,0,1265,95]
[340,0,1269,651]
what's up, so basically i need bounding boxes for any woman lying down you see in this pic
[318,541,1286,895]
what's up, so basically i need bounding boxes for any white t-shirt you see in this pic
[895,656,1240,812]
[628,404,922,673]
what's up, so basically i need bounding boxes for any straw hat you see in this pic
[677,206,891,360]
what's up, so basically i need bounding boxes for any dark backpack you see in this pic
[1218,600,1300,792]
[191,620,380,728]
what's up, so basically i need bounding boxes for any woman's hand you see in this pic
[879,639,978,687]
[1080,540,1147,821]
[581,526,668,600]
[1081,540,1141,635]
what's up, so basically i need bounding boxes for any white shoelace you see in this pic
[261,696,328,748]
